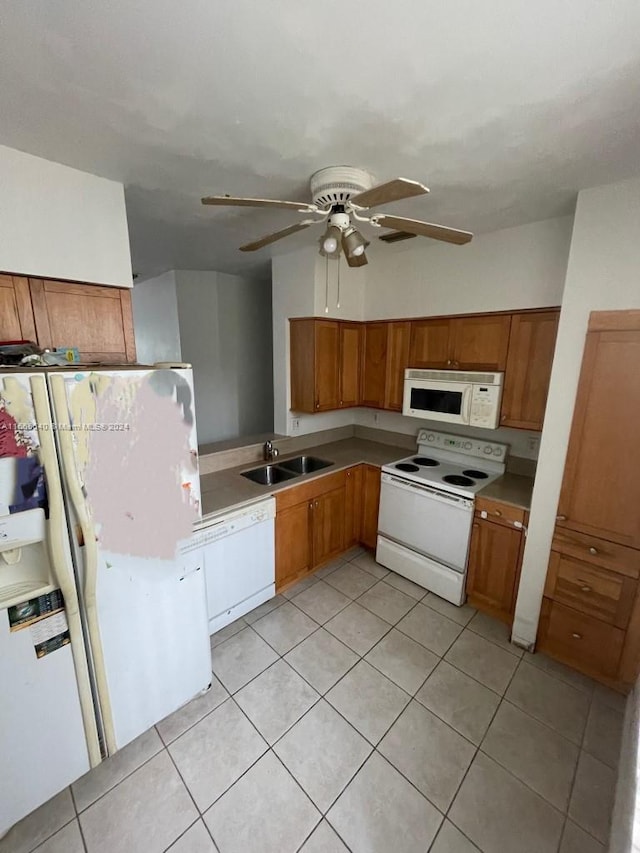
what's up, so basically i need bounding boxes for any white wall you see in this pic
[130,271,182,365]
[513,177,640,647]
[174,270,274,445]
[364,216,572,319]
[0,144,132,287]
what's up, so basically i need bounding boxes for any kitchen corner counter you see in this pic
[199,437,409,520]
[478,472,535,510]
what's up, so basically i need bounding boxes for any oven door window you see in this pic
[410,387,463,416]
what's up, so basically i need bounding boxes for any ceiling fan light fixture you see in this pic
[320,224,342,257]
[342,226,369,258]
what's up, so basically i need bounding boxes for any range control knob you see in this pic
[427,434,435,442]
[464,441,472,450]
[492,447,503,457]
[483,445,493,455]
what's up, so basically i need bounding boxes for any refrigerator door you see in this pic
[49,367,210,753]
[0,372,99,837]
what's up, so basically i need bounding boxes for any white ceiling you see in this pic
[1,1,640,280]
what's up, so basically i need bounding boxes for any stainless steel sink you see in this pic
[278,455,333,475]
[241,465,299,486]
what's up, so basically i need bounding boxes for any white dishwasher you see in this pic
[194,497,276,635]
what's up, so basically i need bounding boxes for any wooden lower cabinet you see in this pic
[275,500,313,591]
[466,498,526,624]
[344,465,362,547]
[275,464,381,592]
[361,465,382,550]
[312,487,346,567]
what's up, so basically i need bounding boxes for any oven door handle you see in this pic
[381,473,474,509]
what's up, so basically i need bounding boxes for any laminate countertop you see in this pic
[198,437,535,522]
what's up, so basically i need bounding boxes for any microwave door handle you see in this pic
[464,387,473,423]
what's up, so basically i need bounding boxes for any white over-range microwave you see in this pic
[402,368,504,429]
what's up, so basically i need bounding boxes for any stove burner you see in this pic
[462,469,489,479]
[396,462,420,473]
[442,474,476,487]
[412,457,440,467]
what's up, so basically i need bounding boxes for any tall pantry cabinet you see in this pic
[537,310,640,689]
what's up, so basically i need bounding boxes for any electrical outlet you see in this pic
[290,417,300,434]
[527,435,540,455]
[373,412,379,425]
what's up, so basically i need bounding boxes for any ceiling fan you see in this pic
[201,166,472,267]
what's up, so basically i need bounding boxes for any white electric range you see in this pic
[376,429,508,605]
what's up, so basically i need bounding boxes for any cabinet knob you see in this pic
[556,515,567,522]
[446,359,452,366]
[340,400,343,406]
[571,632,582,640]
[315,402,320,409]
[494,510,502,517]
[580,586,592,593]
[589,547,598,555]
[309,502,313,510]
[315,501,319,508]
[501,414,507,422]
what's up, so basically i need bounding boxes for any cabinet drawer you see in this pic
[538,599,625,678]
[275,469,346,512]
[475,497,525,529]
[545,551,636,628]
[552,528,640,578]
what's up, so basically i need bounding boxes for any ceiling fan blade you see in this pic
[373,215,473,245]
[349,178,429,210]
[239,222,313,252]
[345,251,368,268]
[202,195,316,212]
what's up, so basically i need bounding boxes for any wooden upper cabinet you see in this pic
[339,323,362,408]
[361,323,388,407]
[501,310,559,430]
[290,318,339,412]
[29,279,136,363]
[409,314,510,371]
[450,314,511,371]
[556,316,640,549]
[409,318,451,368]
[384,322,411,411]
[290,318,362,413]
[0,275,36,342]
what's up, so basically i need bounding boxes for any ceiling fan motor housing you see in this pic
[310,166,373,208]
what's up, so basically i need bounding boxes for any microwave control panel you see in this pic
[470,384,502,429]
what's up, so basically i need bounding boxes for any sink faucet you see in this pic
[264,440,279,462]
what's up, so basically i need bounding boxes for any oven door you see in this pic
[378,473,473,572]
[402,378,472,425]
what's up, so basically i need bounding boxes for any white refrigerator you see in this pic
[0,365,211,836]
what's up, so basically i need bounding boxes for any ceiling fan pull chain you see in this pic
[337,255,341,309]
[325,254,329,314]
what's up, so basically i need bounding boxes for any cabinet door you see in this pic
[312,487,345,568]
[289,318,316,413]
[501,311,559,430]
[344,465,363,547]
[361,323,388,408]
[384,322,411,411]
[450,314,511,371]
[0,275,36,341]
[339,323,361,408]
[409,318,451,368]
[314,321,340,411]
[29,279,136,362]
[466,519,523,623]
[557,323,640,548]
[361,465,381,549]
[275,499,313,591]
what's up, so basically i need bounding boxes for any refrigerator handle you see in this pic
[31,376,102,767]
[49,375,118,755]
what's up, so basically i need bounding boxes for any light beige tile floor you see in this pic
[2,549,625,853]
